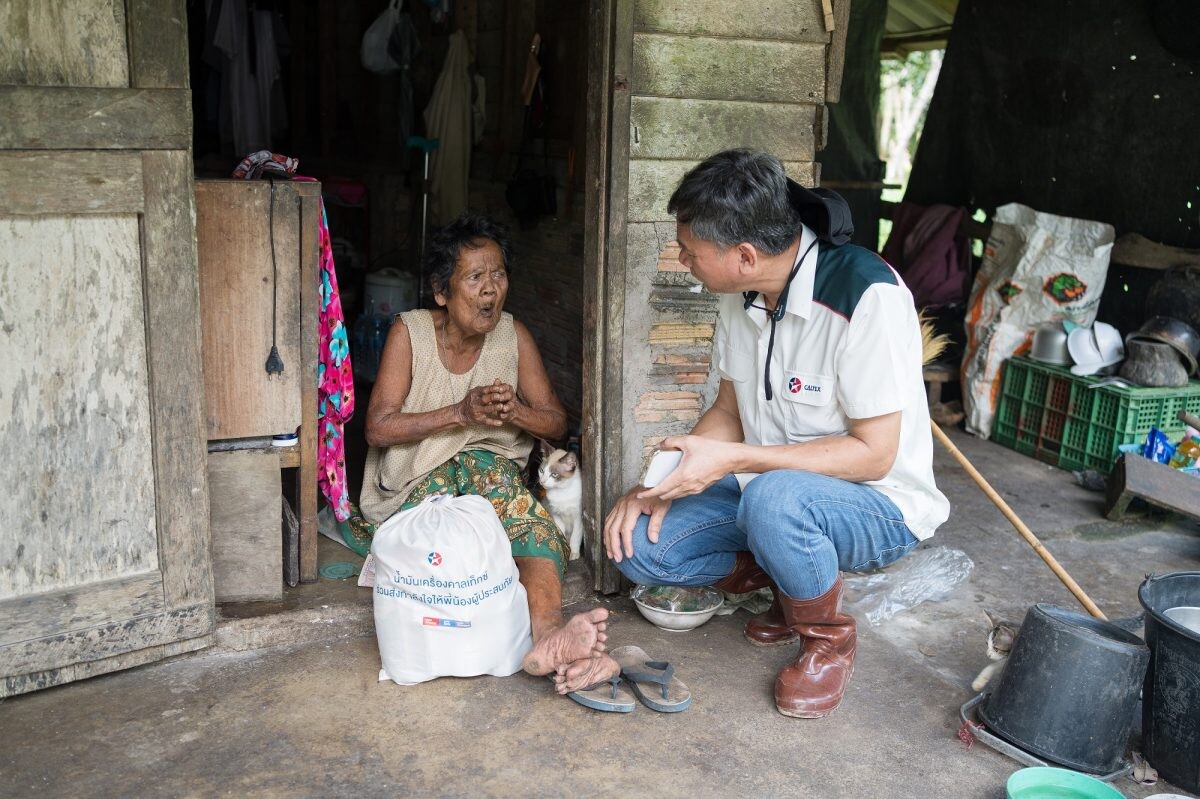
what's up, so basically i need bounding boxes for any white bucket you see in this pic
[364,268,416,315]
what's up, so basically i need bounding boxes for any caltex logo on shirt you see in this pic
[788,377,803,394]
[427,552,442,566]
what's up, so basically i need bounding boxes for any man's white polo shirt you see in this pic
[711,224,950,540]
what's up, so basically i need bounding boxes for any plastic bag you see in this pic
[361,0,402,74]
[962,204,1115,438]
[843,547,974,626]
[372,493,532,685]
[714,587,773,616]
[631,585,722,613]
[1144,427,1175,464]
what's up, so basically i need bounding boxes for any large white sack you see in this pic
[962,203,1115,438]
[371,493,532,685]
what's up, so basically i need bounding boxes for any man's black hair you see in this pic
[667,149,801,255]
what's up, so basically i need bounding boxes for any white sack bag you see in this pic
[962,203,1115,438]
[372,493,532,685]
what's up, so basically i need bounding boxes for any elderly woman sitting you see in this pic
[359,213,617,692]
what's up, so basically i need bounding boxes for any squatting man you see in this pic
[601,149,949,717]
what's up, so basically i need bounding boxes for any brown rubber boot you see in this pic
[743,583,800,647]
[711,551,771,594]
[774,575,856,718]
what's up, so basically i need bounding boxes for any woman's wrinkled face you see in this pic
[435,238,509,335]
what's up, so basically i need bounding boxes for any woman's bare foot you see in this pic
[553,653,621,694]
[522,608,610,675]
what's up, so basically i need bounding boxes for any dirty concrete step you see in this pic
[212,555,597,655]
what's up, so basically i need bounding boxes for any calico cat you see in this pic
[538,441,583,560]
[971,610,1019,692]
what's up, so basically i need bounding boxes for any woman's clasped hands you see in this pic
[457,378,518,427]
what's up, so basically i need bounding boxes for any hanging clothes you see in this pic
[391,11,422,150]
[314,199,356,522]
[880,202,972,309]
[423,30,473,224]
[471,73,487,145]
[208,0,287,156]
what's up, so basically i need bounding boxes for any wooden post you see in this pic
[298,187,321,583]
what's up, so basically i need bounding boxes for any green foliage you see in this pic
[876,49,945,249]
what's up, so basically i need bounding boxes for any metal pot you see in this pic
[1119,339,1190,387]
[1145,265,1200,336]
[1127,316,1200,375]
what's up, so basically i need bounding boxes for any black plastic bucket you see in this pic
[978,603,1149,774]
[1139,572,1200,794]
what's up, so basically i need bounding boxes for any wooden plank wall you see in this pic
[208,451,283,602]
[1,0,215,695]
[0,0,130,87]
[626,1,827,224]
[195,182,303,441]
[0,214,161,599]
[594,0,840,590]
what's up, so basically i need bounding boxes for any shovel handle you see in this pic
[930,421,1108,620]
[1177,409,1200,431]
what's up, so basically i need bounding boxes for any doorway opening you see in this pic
[186,0,606,607]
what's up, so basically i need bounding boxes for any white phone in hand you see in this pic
[642,449,683,488]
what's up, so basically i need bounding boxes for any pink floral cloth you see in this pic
[315,199,355,520]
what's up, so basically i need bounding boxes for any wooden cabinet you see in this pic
[195,179,321,584]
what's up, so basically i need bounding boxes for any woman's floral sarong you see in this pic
[338,450,566,577]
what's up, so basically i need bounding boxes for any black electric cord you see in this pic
[742,238,819,400]
[264,177,285,375]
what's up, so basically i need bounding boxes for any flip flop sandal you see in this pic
[611,645,692,713]
[553,674,637,713]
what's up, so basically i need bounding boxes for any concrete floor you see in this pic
[2,428,1199,799]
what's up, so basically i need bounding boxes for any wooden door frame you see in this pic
[582,0,634,593]
[0,0,213,696]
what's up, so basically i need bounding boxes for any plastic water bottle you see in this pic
[1169,437,1200,469]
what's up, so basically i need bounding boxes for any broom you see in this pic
[920,315,1107,620]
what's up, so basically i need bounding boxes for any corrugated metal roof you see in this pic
[884,0,957,56]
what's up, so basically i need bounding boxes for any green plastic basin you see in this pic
[1006,767,1125,799]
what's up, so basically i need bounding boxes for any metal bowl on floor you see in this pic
[631,585,724,632]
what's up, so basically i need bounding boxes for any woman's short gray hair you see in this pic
[667,149,800,255]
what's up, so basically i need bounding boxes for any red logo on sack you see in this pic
[788,377,803,394]
[427,552,442,566]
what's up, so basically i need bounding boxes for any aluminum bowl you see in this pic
[631,585,724,632]
[1127,316,1200,375]
[1030,324,1071,366]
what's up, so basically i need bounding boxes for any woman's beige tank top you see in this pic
[359,310,533,524]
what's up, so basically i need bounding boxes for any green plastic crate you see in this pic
[991,357,1200,473]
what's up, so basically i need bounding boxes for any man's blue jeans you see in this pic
[614,471,919,600]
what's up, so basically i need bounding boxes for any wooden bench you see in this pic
[923,362,959,406]
[1105,453,1200,523]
